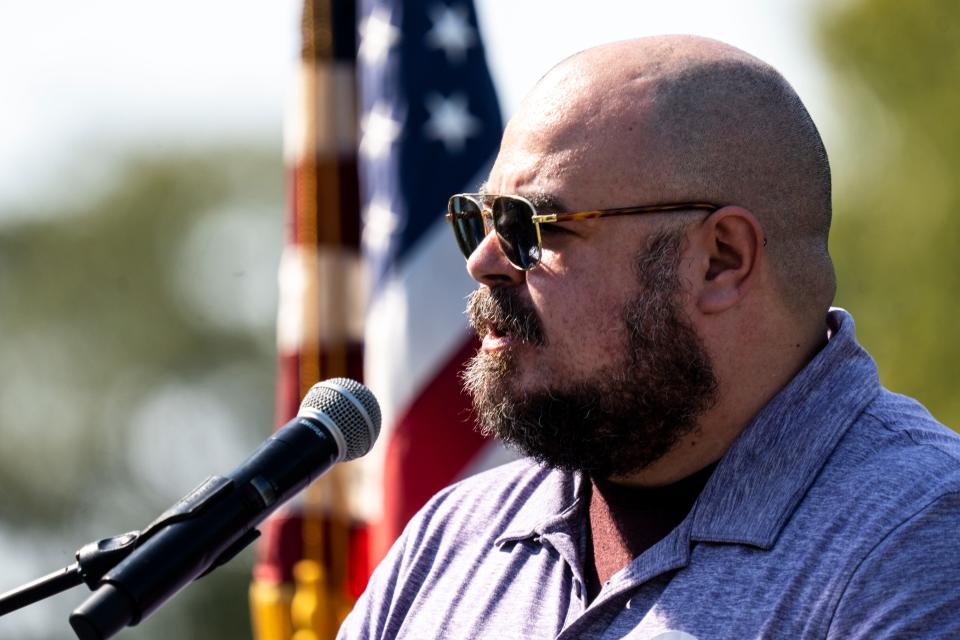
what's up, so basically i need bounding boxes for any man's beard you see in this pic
[462,230,719,479]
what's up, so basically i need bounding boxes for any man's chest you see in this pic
[388,537,847,640]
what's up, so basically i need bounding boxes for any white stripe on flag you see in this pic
[364,215,475,436]
[277,245,367,352]
[284,61,359,163]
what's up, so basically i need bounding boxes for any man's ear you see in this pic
[690,206,765,314]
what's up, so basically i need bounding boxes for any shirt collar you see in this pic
[494,464,586,547]
[689,308,881,548]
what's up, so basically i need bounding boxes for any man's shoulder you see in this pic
[411,458,574,535]
[865,388,960,454]
[855,388,960,479]
[821,387,960,524]
[450,456,550,489]
[372,458,577,590]
[822,392,960,635]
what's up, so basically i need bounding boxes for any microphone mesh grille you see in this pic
[299,378,381,461]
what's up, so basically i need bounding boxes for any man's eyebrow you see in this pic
[522,192,570,213]
[473,183,571,213]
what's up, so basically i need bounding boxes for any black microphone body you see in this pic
[69,378,380,640]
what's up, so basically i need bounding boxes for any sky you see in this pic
[0,0,834,222]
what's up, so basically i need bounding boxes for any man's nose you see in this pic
[466,230,525,287]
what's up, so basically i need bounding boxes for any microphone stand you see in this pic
[0,482,260,639]
[0,531,140,617]
[0,564,84,616]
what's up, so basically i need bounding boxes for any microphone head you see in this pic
[299,378,381,461]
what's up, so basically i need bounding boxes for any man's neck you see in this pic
[586,462,717,599]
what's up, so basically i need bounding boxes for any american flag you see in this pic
[251,0,510,637]
[356,0,513,562]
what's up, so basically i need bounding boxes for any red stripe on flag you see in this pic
[378,337,486,550]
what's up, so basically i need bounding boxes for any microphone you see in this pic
[68,378,381,640]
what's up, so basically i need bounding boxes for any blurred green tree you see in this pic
[819,0,960,428]
[0,144,282,640]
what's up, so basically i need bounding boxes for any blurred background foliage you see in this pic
[819,0,960,426]
[0,145,282,639]
[0,0,958,638]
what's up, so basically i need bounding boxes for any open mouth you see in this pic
[479,321,511,350]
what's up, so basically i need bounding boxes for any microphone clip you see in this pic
[76,475,235,589]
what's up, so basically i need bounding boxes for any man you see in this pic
[339,35,960,639]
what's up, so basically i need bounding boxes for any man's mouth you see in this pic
[466,287,546,349]
[480,323,516,351]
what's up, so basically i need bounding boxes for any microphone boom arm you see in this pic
[0,477,254,620]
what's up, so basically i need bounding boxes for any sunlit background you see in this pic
[1,0,957,638]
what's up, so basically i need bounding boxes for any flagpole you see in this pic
[251,0,365,637]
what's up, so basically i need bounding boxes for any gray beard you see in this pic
[462,229,719,479]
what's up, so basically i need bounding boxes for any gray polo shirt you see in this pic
[338,309,960,639]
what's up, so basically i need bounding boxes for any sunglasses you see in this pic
[446,193,719,270]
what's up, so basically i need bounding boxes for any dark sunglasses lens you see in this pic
[493,198,541,269]
[449,196,487,258]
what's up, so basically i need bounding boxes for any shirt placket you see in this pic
[555,519,696,639]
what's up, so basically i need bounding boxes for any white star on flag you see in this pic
[424,93,480,154]
[362,197,405,253]
[424,4,477,64]
[360,102,402,160]
[359,7,401,66]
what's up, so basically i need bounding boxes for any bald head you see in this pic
[506,35,835,316]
